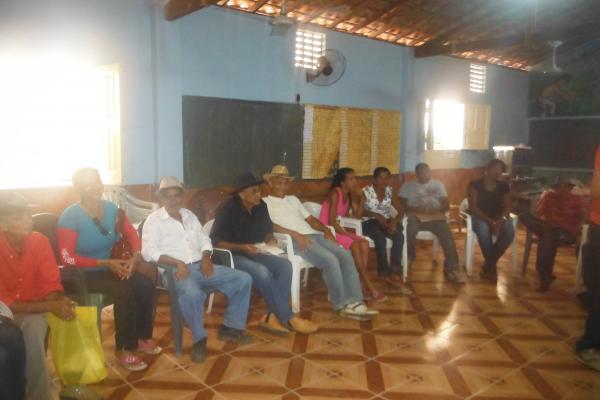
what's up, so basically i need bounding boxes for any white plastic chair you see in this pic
[401,216,440,281]
[273,232,314,313]
[202,219,235,314]
[575,224,589,293]
[103,186,160,224]
[459,199,519,277]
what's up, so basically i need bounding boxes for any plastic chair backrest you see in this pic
[459,198,469,214]
[302,202,322,219]
[32,213,61,264]
[203,219,215,235]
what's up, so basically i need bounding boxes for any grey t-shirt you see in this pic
[399,179,448,210]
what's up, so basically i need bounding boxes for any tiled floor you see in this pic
[52,230,599,399]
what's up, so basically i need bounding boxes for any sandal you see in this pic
[119,353,148,371]
[138,339,163,355]
[371,290,388,302]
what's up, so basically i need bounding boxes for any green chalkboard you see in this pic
[182,96,304,187]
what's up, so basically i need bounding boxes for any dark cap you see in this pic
[234,172,263,193]
[0,192,32,217]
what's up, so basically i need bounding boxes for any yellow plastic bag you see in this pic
[47,306,108,386]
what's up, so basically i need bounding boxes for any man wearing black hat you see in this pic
[211,173,317,335]
[0,192,76,400]
[519,177,585,292]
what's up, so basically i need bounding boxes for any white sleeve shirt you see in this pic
[141,207,213,264]
[263,195,317,235]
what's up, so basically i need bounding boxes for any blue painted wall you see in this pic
[0,1,529,185]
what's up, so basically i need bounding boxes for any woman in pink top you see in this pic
[320,168,386,302]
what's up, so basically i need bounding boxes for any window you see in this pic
[0,55,121,189]
[295,30,325,70]
[424,98,491,151]
[469,63,486,94]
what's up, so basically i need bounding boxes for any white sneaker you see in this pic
[341,302,379,317]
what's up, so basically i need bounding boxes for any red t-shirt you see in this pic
[536,191,584,234]
[592,146,600,225]
[0,232,63,306]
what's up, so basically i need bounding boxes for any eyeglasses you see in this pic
[92,217,109,236]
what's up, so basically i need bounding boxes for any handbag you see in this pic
[111,208,159,284]
[111,208,133,260]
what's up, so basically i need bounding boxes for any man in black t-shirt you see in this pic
[467,159,514,282]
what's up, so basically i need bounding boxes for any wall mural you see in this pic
[528,41,600,117]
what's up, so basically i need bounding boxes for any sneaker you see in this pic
[445,270,466,284]
[576,348,600,372]
[340,302,379,319]
[191,338,207,363]
[218,325,252,344]
[259,313,289,335]
[288,316,318,334]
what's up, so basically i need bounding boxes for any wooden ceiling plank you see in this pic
[415,20,600,57]
[165,0,220,21]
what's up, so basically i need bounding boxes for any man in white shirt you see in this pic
[263,165,378,320]
[398,163,464,283]
[141,177,253,364]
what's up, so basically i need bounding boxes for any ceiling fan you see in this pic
[270,0,296,36]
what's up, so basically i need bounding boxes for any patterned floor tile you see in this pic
[43,229,600,400]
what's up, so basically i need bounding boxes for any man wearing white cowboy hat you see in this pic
[211,172,318,335]
[141,176,254,363]
[263,165,378,320]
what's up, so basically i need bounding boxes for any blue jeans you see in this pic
[0,318,26,400]
[294,234,363,310]
[232,253,294,324]
[175,263,252,343]
[471,215,515,272]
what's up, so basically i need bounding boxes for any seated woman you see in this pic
[319,168,386,302]
[467,159,514,283]
[354,167,411,295]
[57,168,161,371]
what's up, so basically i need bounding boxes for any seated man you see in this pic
[211,172,317,334]
[399,163,465,283]
[0,301,25,400]
[141,177,253,363]
[0,192,76,400]
[520,177,585,292]
[262,165,378,320]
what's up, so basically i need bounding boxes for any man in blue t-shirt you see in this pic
[399,163,464,283]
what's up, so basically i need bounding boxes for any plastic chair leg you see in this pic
[207,293,215,314]
[291,266,302,313]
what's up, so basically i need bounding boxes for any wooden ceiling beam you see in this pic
[366,2,414,38]
[164,0,220,21]
[415,21,600,58]
[349,1,407,33]
[250,0,270,12]
[328,0,370,28]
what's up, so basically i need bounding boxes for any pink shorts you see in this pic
[335,231,364,250]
